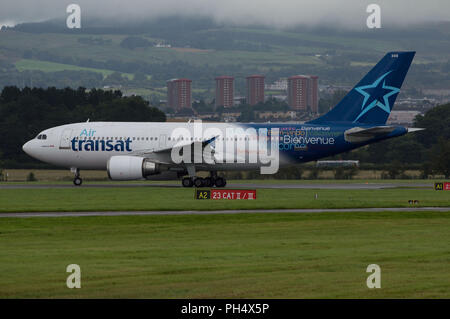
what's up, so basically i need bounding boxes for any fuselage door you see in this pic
[59,129,73,150]
[159,134,166,148]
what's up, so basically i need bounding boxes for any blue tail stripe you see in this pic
[308,51,415,125]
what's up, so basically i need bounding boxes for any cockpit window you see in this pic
[36,134,47,140]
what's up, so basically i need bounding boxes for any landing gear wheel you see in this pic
[204,177,213,187]
[214,177,226,188]
[182,177,193,187]
[194,177,204,188]
[73,177,82,186]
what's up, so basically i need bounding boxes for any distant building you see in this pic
[259,111,297,120]
[154,43,172,48]
[246,75,265,106]
[233,96,246,106]
[288,75,318,113]
[308,75,319,113]
[215,76,234,108]
[387,111,421,125]
[265,79,288,91]
[167,78,192,110]
[320,84,352,95]
[288,75,308,111]
[269,95,288,102]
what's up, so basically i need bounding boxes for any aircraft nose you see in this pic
[22,140,32,155]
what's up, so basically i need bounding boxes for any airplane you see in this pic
[22,51,421,187]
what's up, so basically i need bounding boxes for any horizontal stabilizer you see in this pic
[344,126,396,143]
[407,128,425,132]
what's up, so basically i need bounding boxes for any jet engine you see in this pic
[107,155,161,180]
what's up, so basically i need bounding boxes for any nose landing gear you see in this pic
[71,168,82,186]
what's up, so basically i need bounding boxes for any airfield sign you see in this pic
[195,189,257,200]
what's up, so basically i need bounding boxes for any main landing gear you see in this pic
[181,172,226,188]
[71,168,82,186]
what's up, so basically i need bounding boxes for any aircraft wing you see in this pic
[344,126,397,143]
[127,136,218,164]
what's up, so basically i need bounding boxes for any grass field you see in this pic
[0,186,448,213]
[1,211,449,298]
[15,59,134,79]
[2,28,440,74]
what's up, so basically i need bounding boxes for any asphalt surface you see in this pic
[0,182,433,190]
[0,207,448,218]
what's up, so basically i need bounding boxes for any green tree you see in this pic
[432,139,450,178]
[387,161,404,179]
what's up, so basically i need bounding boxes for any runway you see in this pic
[0,182,433,190]
[0,207,448,218]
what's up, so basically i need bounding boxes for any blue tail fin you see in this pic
[308,51,415,125]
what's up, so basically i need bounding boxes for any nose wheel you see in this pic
[71,167,82,186]
[73,177,83,186]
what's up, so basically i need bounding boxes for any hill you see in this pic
[0,17,449,101]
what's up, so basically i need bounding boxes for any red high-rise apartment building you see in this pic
[308,75,319,114]
[246,75,265,106]
[167,78,192,110]
[288,75,308,111]
[287,75,318,113]
[215,76,234,108]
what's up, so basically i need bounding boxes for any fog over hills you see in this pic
[1,0,449,29]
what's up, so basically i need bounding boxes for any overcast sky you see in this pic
[1,0,449,28]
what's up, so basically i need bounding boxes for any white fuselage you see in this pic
[22,122,286,172]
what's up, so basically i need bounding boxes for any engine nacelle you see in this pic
[107,156,161,180]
